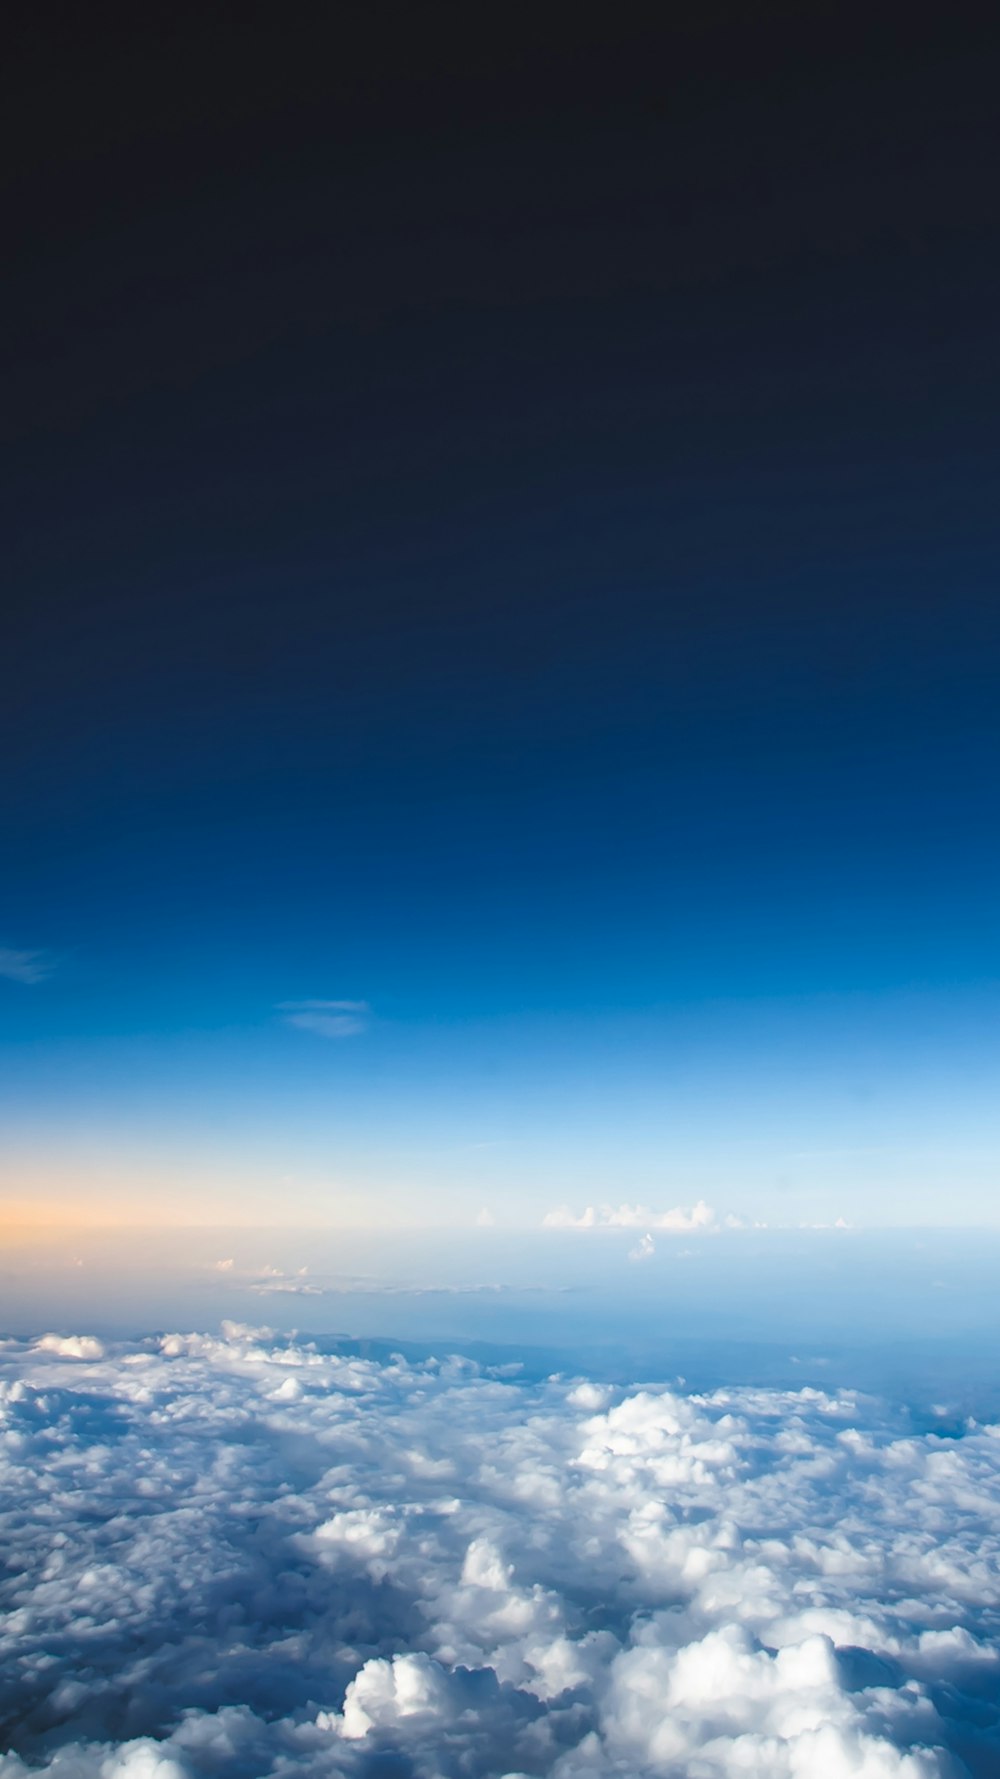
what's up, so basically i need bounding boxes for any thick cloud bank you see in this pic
[1,1328,999,1778]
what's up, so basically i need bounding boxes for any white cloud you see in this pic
[543,1198,717,1233]
[542,1204,598,1228]
[619,1198,716,1231]
[336,1652,452,1739]
[33,1333,105,1359]
[628,1233,655,1262]
[476,1208,496,1227]
[0,945,54,984]
[0,1327,996,1779]
[278,999,370,1038]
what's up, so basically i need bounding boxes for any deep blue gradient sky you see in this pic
[2,12,999,1232]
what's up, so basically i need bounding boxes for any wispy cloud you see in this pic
[628,1232,656,1262]
[278,998,370,1038]
[0,945,55,984]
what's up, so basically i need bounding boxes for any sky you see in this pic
[3,12,1000,1245]
[6,21,1000,1779]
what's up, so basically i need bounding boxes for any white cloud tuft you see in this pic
[542,1204,597,1228]
[628,1233,655,1262]
[337,1652,452,1739]
[99,1742,189,1779]
[543,1198,717,1232]
[34,1333,105,1360]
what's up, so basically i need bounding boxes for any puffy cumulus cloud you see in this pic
[33,1333,105,1360]
[612,1199,716,1232]
[0,1331,998,1778]
[544,1199,717,1232]
[543,1204,600,1228]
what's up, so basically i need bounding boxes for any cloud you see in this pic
[0,946,54,984]
[278,999,370,1038]
[628,1233,655,1262]
[615,1198,716,1231]
[543,1198,717,1232]
[33,1332,105,1359]
[0,1326,997,1778]
[207,1263,323,1297]
[250,1278,323,1297]
[542,1204,598,1228]
[476,1208,496,1228]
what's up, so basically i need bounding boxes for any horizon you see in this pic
[5,13,1000,1254]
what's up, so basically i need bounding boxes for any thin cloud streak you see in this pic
[0,946,55,984]
[278,999,371,1038]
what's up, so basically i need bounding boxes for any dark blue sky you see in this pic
[2,11,999,1230]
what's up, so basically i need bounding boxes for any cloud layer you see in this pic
[1,1328,998,1777]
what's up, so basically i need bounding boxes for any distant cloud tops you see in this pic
[543,1198,717,1232]
[278,999,370,1038]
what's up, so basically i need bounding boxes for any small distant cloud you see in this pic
[0,946,55,984]
[475,1208,496,1228]
[543,1205,598,1229]
[543,1199,717,1233]
[278,999,370,1038]
[614,1199,716,1232]
[213,1258,235,1272]
[251,1278,323,1297]
[628,1233,655,1262]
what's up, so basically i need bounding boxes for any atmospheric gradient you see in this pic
[4,10,1000,1779]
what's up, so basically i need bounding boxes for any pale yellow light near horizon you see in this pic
[0,1138,514,1237]
[0,1163,399,1240]
[0,1147,503,1240]
[0,1194,412,1241]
